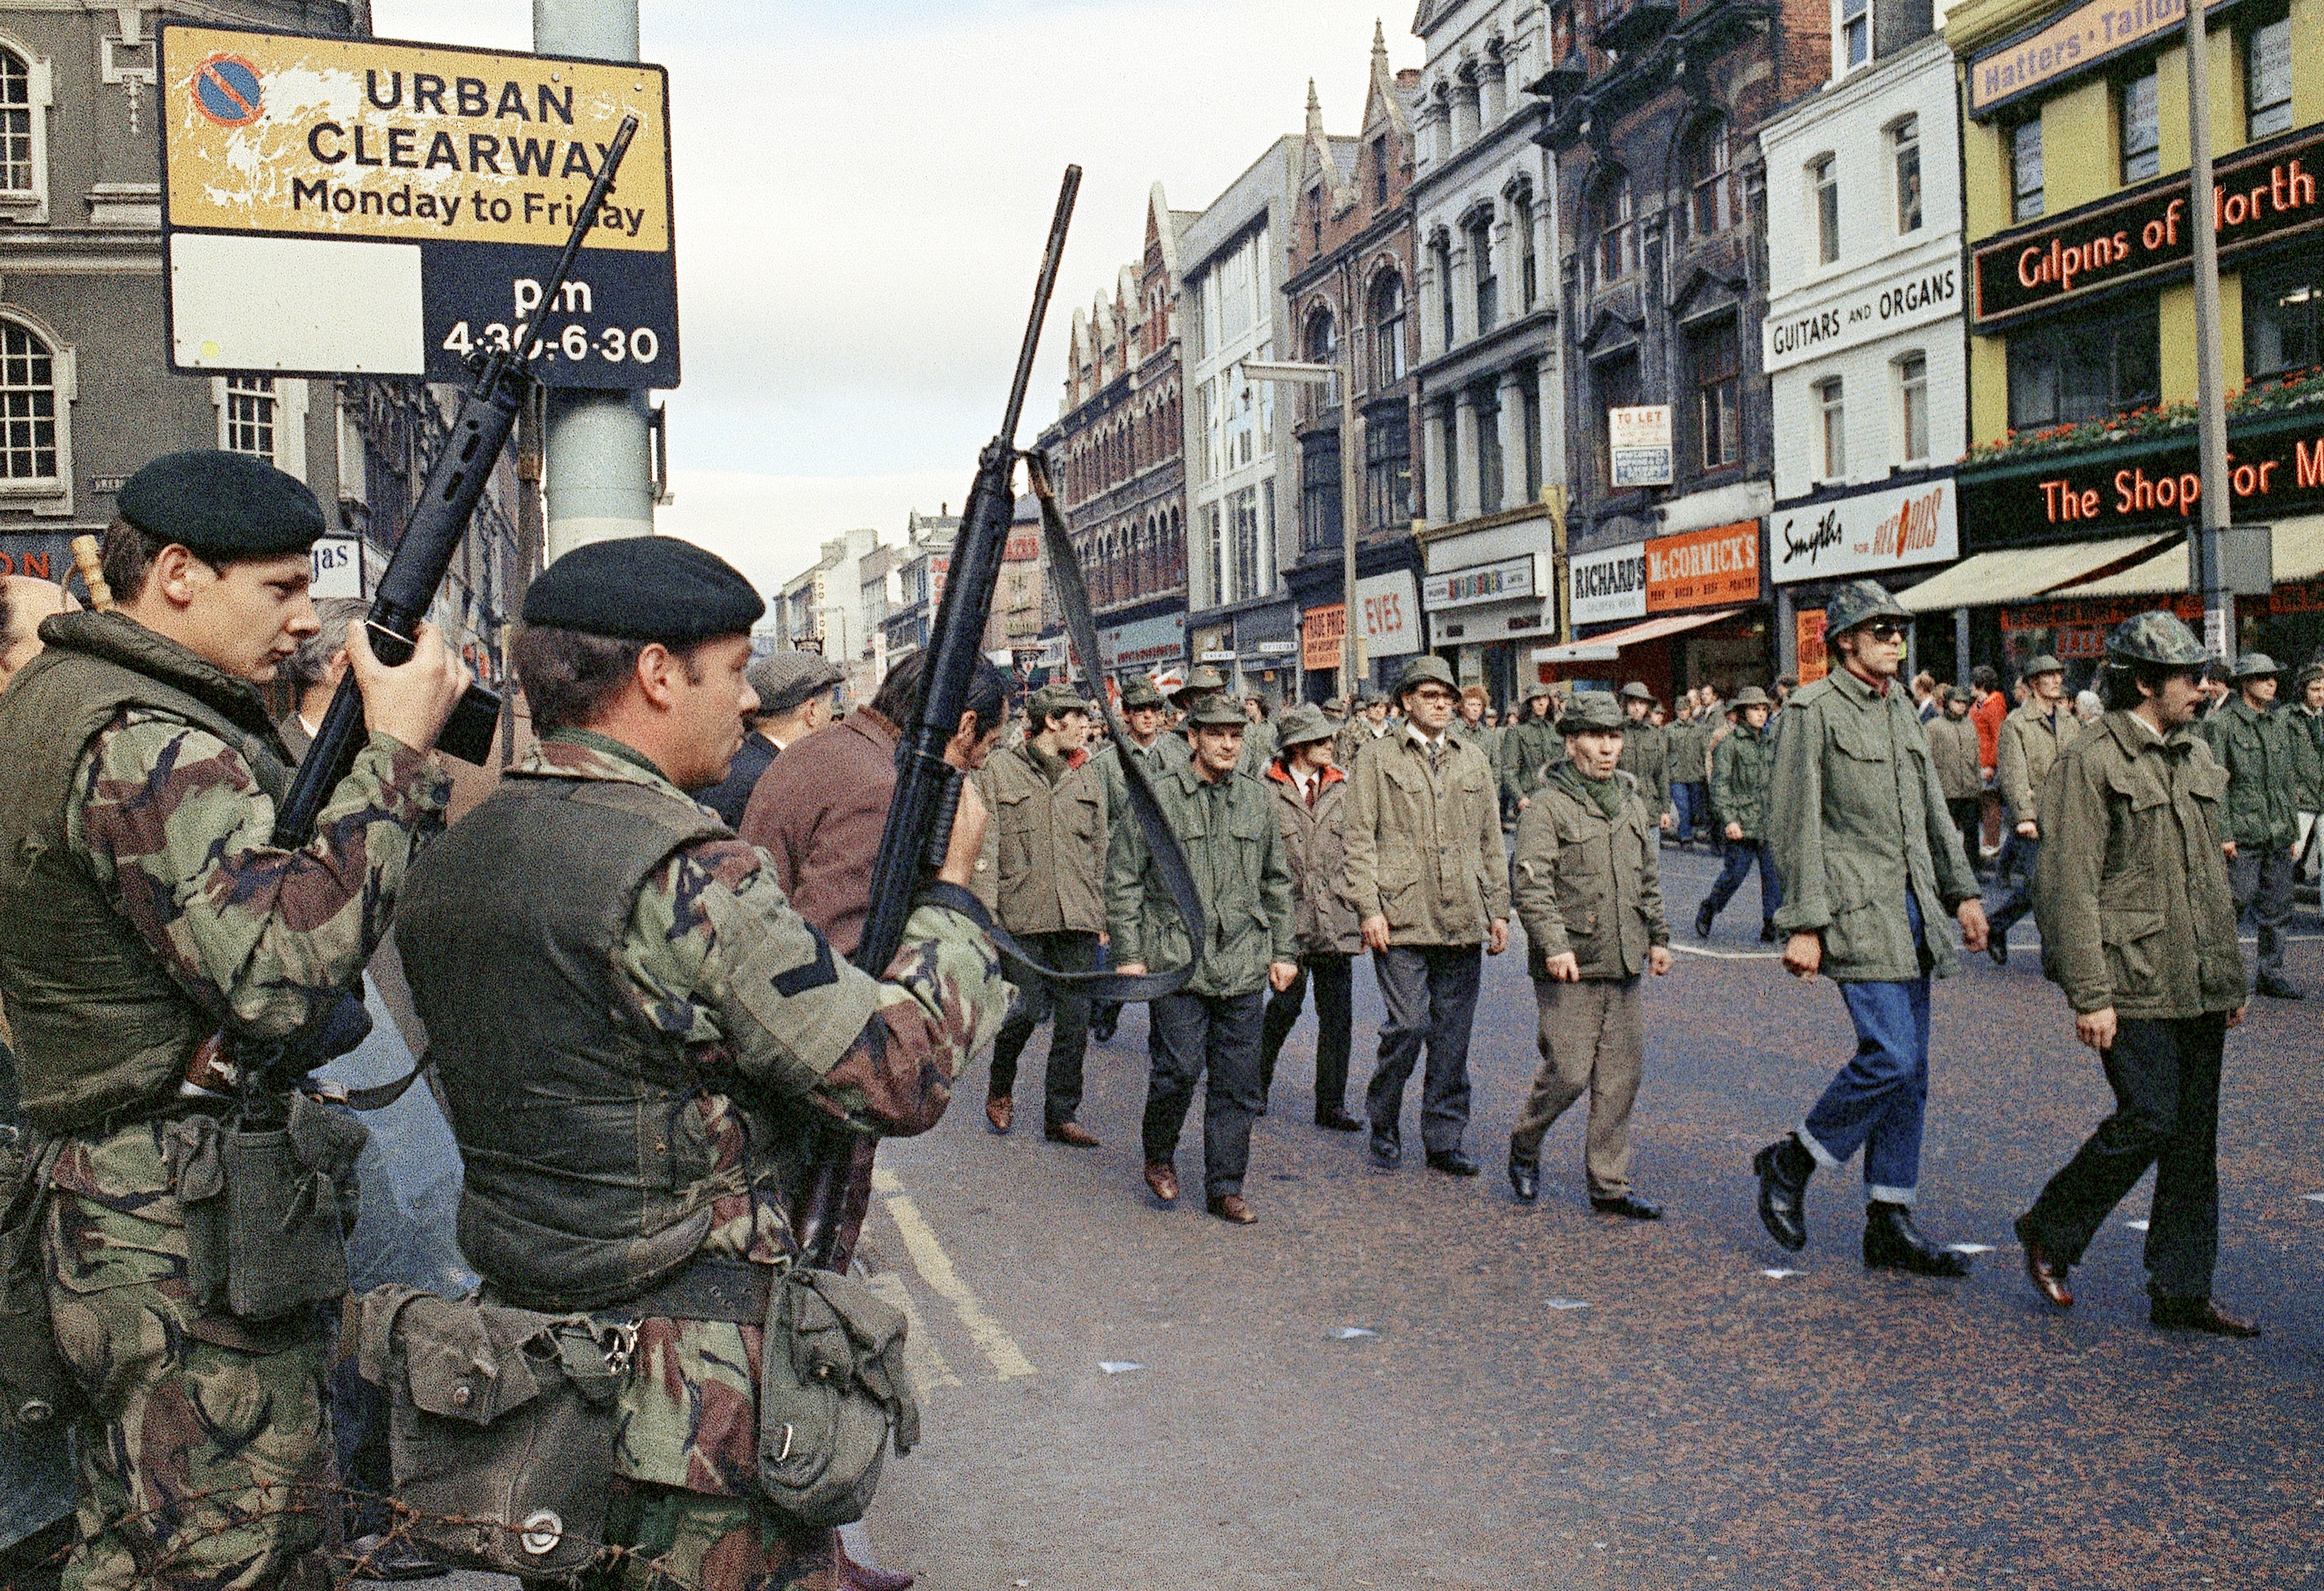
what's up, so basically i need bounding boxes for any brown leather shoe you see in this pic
[1044,1119,1100,1147]
[837,1538,914,1591]
[985,1094,1013,1134]
[1207,1192,1256,1224]
[2150,1296,2261,1338]
[1143,1161,1179,1203]
[2017,1217,2073,1308]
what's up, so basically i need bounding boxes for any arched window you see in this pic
[0,47,33,195]
[1371,270,1406,383]
[1595,170,1638,282]
[1,315,59,481]
[1431,234,1455,348]
[1684,119,1736,238]
[1304,307,1336,364]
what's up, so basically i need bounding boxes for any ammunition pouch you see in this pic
[167,1093,367,1323]
[0,1128,82,1434]
[757,1266,918,1528]
[359,1285,627,1582]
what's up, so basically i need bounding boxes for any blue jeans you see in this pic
[1703,838,1781,927]
[1799,894,1933,1204]
[1672,782,1707,843]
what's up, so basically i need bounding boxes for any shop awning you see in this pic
[2049,515,2324,597]
[1894,536,2171,613]
[1532,607,1743,663]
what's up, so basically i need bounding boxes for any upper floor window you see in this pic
[1596,172,1638,282]
[0,318,58,481]
[2245,255,2322,378]
[1897,352,1929,462]
[1892,117,1922,233]
[2007,297,2159,428]
[2011,119,2045,221]
[1694,320,1740,472]
[1550,2,1577,62]
[0,48,31,194]
[1372,137,1391,208]
[2247,14,2293,140]
[1309,185,1325,254]
[1810,156,1840,265]
[1371,270,1407,383]
[223,377,276,459]
[1432,235,1455,348]
[1840,0,1870,71]
[1514,191,1539,309]
[1469,215,1498,335]
[1815,376,1846,479]
[1687,119,1738,238]
[2119,67,2161,184]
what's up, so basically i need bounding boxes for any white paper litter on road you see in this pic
[2125,1220,2150,1231]
[1759,1268,1800,1279]
[1545,1298,1591,1310]
[1329,1327,1378,1339]
[1948,1243,1995,1254]
[2304,1193,2324,1205]
[1098,1361,1145,1374]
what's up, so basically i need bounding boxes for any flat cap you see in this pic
[1730,684,1773,708]
[1027,681,1091,721]
[1183,693,1248,727]
[2020,654,2066,678]
[746,650,842,717]
[1822,579,1912,638]
[522,536,765,642]
[118,449,326,557]
[1119,675,1167,710]
[2105,610,2206,667]
[1618,681,1656,704]
[1557,691,1625,734]
[2229,652,2282,679]
[1393,655,1457,701]
[1276,702,1334,747]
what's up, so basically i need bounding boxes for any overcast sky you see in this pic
[369,1,1424,596]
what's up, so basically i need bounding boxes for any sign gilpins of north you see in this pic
[160,23,678,388]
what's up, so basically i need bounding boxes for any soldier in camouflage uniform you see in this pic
[0,451,468,1591]
[396,536,1009,1591]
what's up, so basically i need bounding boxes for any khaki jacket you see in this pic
[2032,711,2243,1018]
[1511,769,1668,980]
[1997,700,2080,826]
[2293,703,2324,810]
[1767,666,1981,982]
[1499,716,1564,807]
[1106,760,1294,998]
[1344,727,1510,946]
[1615,719,1670,814]
[1710,722,1777,839]
[1265,760,1360,955]
[1925,714,1984,803]
[1665,716,1712,785]
[2199,696,2301,849]
[972,741,1108,936]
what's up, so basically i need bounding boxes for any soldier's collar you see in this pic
[521,727,688,796]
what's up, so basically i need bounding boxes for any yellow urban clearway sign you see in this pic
[160,24,670,253]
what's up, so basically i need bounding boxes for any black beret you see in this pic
[521,536,765,642]
[118,450,326,556]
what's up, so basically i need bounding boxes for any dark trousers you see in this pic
[1703,837,1781,927]
[988,929,1097,1126]
[2227,845,2295,982]
[1365,943,1484,1154]
[1143,989,1265,1199]
[1259,952,1353,1116]
[1947,797,1983,876]
[2021,1013,2227,1301]
[1988,835,2041,936]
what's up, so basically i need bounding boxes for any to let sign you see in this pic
[1609,406,1673,489]
[1646,521,1761,612]
[160,22,678,388]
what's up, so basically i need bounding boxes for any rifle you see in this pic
[798,167,1206,1267]
[209,114,642,1126]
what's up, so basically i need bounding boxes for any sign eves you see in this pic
[1771,476,1961,585]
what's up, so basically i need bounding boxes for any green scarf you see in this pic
[1552,758,1627,822]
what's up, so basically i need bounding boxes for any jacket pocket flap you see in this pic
[2104,763,2168,810]
[1832,725,1894,763]
[2189,763,2230,803]
[391,1293,549,1424]
[2099,909,2165,946]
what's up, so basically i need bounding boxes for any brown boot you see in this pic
[1144,1161,1179,1203]
[985,1094,1013,1134]
[837,1537,914,1591]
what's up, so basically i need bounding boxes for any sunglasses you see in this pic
[1863,622,1908,643]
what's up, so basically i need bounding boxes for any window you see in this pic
[2011,119,2044,221]
[1550,2,1576,63]
[1366,409,1412,529]
[1205,502,1226,604]
[1693,320,1740,471]
[1596,171,1638,281]
[1255,339,1274,456]
[2119,67,2160,184]
[1230,485,1264,601]
[1302,310,1337,423]
[2247,16,2293,139]
[0,318,58,480]
[1309,186,1325,254]
[1476,384,1504,514]
[1893,117,1922,233]
[1514,191,1539,310]
[1371,136,1390,208]
[223,377,276,459]
[1432,236,1455,348]
[1220,241,1252,343]
[1469,216,1497,335]
[1371,271,1407,383]
[2245,256,2324,378]
[1841,0,1870,70]
[1897,352,1929,462]
[2006,298,2161,428]
[0,47,31,194]
[1687,120,1737,238]
[1593,352,1641,490]
[1302,433,1343,553]
[1816,378,1846,479]
[1811,156,1840,265]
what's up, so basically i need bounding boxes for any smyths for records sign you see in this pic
[1771,477,1960,585]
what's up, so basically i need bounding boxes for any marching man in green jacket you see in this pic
[1506,692,1673,1217]
[2015,611,2257,1337]
[1694,685,1781,942]
[1109,694,1298,1224]
[1501,684,1564,813]
[1986,654,2078,964]
[2199,653,2304,999]
[1752,580,1989,1277]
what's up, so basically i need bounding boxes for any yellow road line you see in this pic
[882,1192,1036,1382]
[862,1268,963,1400]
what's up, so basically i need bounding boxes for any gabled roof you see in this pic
[1362,18,1414,142]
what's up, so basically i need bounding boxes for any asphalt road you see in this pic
[833,844,2324,1591]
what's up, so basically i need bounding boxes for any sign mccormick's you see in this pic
[1771,476,1961,585]
[1971,125,2324,328]
[1646,522,1761,612]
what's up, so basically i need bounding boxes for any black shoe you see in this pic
[2150,1296,2261,1337]
[1989,933,2009,967]
[1862,1202,1971,1277]
[1758,921,1778,944]
[1508,1150,1539,1203]
[1369,1122,1402,1168]
[1591,1192,1664,1220]
[1253,1101,1269,1118]
[1694,903,1715,939]
[1426,1148,1480,1176]
[2256,974,2304,999]
[1315,1108,1363,1132]
[1752,1135,1814,1252]
[1090,1007,1119,1042]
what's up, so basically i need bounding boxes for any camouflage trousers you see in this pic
[574,1482,836,1591]
[40,1125,338,1591]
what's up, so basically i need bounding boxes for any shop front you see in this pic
[1234,604,1303,704]
[1297,568,1425,702]
[1093,609,1189,692]
[1419,511,1558,711]
[1536,518,1772,700]
[1772,472,1964,681]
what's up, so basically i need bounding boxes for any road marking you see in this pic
[871,1165,905,1195]
[862,1268,963,1400]
[1669,943,1782,961]
[2125,1219,2150,1231]
[1759,1268,1801,1279]
[1329,1326,1378,1340]
[881,1189,1037,1381]
[2304,1193,2324,1205]
[1546,1298,1591,1310]
[1948,1243,1995,1255]
[1099,1361,1145,1374]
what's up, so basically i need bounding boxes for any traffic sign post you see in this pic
[159,22,678,390]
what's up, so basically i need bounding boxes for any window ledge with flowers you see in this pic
[1963,367,2324,468]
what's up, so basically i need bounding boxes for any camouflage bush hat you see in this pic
[2105,609,2206,666]
[1393,654,1458,703]
[1276,702,1334,747]
[1183,694,1248,727]
[2301,659,2324,686]
[1618,681,1656,704]
[745,651,843,717]
[1119,676,1167,710]
[1027,681,1091,722]
[1557,691,1625,734]
[2020,654,2066,678]
[1821,579,1912,638]
[2229,652,2283,680]
[1730,684,1773,708]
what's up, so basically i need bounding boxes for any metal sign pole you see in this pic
[1340,259,1364,699]
[2183,0,2234,656]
